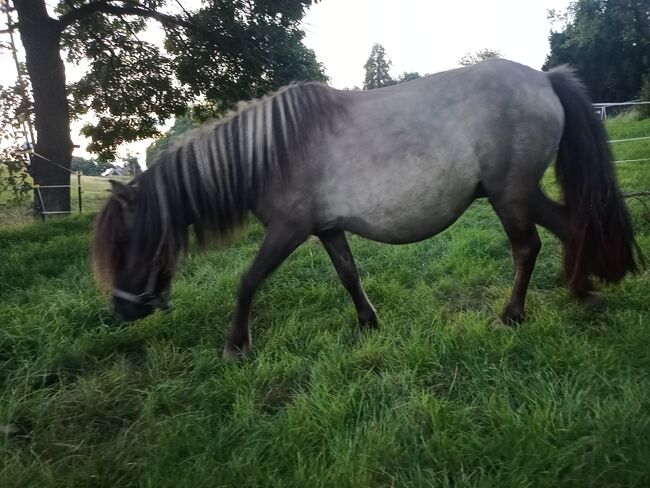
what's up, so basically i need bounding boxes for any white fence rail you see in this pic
[591,101,650,167]
[594,101,650,120]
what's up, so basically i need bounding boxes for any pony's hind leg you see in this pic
[223,223,307,361]
[533,190,601,304]
[490,197,542,325]
[533,189,570,242]
[317,230,378,329]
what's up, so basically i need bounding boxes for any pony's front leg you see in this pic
[317,229,378,329]
[223,224,307,361]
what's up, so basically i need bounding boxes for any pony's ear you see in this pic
[109,180,136,208]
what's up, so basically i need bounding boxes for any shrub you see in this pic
[640,73,650,119]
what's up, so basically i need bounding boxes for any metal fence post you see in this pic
[77,171,83,213]
[34,184,45,221]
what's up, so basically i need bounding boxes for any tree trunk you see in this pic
[14,0,72,215]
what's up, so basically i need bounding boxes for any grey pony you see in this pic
[93,58,639,360]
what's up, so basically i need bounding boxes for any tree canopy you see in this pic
[363,44,394,90]
[458,48,502,66]
[397,72,421,83]
[544,0,650,101]
[145,114,198,167]
[363,45,422,90]
[2,0,325,212]
[70,156,114,176]
[59,0,326,160]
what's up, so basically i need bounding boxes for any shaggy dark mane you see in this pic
[92,82,347,288]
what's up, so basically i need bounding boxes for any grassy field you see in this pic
[0,118,649,487]
[0,175,125,227]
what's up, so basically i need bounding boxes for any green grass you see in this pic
[607,117,650,164]
[0,118,649,486]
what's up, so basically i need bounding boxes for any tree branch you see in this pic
[58,1,194,32]
[56,0,238,51]
[624,191,650,198]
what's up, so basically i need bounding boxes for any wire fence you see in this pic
[0,136,134,224]
[610,134,650,165]
[593,101,650,120]
[0,169,127,226]
[24,151,125,221]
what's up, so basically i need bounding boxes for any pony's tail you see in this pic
[547,66,641,294]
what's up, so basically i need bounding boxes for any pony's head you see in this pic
[91,82,343,320]
[92,180,182,321]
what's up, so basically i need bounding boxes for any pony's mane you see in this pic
[92,82,347,289]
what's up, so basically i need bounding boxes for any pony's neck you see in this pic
[136,81,345,250]
[142,119,254,250]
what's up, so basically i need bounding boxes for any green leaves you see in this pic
[363,44,394,90]
[641,74,650,118]
[362,45,421,90]
[169,0,325,115]
[458,49,502,66]
[62,14,188,160]
[58,0,325,160]
[0,80,33,203]
[70,156,114,176]
[544,0,650,101]
[145,114,197,167]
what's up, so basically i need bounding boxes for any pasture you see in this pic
[1,117,649,486]
[0,175,125,228]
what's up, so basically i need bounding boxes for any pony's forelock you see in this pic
[92,195,126,292]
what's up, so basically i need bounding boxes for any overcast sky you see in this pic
[3,0,573,163]
[302,0,573,88]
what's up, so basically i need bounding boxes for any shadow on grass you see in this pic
[33,328,148,391]
[0,216,95,299]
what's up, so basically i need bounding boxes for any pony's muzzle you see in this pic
[112,295,155,321]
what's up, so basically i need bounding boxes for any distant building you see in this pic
[102,166,130,177]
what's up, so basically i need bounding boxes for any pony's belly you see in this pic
[315,136,482,244]
[340,195,474,244]
[328,171,479,244]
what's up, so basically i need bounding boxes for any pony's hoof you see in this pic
[579,291,605,311]
[494,307,524,328]
[358,313,379,331]
[489,317,513,331]
[222,343,251,362]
